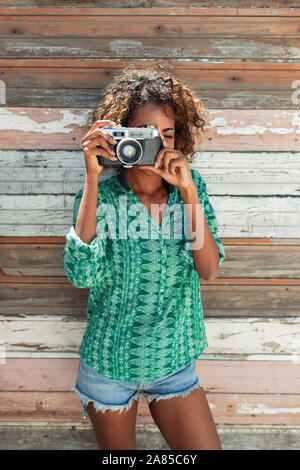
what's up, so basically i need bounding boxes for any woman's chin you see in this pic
[136,166,156,176]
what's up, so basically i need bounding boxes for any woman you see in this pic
[63,65,225,450]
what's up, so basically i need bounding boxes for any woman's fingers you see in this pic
[81,120,117,145]
[154,148,176,168]
[154,148,182,172]
[82,128,118,161]
[85,119,116,137]
[82,129,117,146]
[81,120,118,176]
[85,134,116,154]
[162,151,176,173]
[169,155,186,174]
[83,145,118,162]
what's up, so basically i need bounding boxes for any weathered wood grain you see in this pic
[1,282,300,316]
[0,4,299,15]
[1,5,299,60]
[1,193,299,236]
[3,352,299,361]
[1,316,300,356]
[3,86,300,109]
[2,358,300,393]
[2,151,300,196]
[1,147,300,237]
[1,242,300,278]
[1,390,300,424]
[2,15,300,37]
[1,237,299,244]
[1,108,299,151]
[6,58,297,69]
[2,37,300,60]
[1,423,299,450]
[0,59,300,109]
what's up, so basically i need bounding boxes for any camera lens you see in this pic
[123,144,136,158]
[117,138,142,165]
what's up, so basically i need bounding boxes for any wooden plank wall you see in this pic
[0,1,300,450]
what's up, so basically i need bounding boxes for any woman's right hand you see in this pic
[81,120,119,178]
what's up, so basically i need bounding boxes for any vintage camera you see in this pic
[96,126,165,167]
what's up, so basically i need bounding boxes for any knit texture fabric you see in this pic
[63,168,225,382]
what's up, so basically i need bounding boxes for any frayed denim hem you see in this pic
[143,379,203,405]
[72,384,140,417]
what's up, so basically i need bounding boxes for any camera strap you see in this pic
[116,166,131,192]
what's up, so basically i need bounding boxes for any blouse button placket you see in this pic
[158,232,167,308]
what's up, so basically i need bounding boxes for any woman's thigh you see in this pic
[87,398,139,450]
[73,358,140,450]
[148,386,222,450]
[141,360,222,450]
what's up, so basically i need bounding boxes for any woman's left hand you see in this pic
[138,147,194,191]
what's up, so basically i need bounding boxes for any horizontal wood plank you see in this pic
[1,242,300,278]
[0,237,299,245]
[1,5,299,63]
[1,358,300,393]
[3,352,299,361]
[0,422,299,450]
[1,108,299,151]
[2,151,300,196]
[3,277,300,285]
[0,5,299,16]
[0,59,300,109]
[1,282,300,316]
[2,89,300,110]
[2,37,300,60]
[1,317,300,356]
[1,194,299,237]
[2,15,300,37]
[0,391,300,424]
[3,58,300,69]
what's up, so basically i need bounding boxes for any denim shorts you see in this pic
[73,358,203,417]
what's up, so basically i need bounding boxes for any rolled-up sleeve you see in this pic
[62,189,108,288]
[192,169,225,268]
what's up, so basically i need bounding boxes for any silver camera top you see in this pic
[101,126,159,139]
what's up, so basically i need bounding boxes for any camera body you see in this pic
[96,126,165,167]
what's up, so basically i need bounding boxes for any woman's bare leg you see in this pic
[148,387,222,450]
[86,398,139,450]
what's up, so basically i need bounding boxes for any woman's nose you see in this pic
[157,128,166,146]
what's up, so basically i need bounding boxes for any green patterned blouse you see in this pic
[63,168,225,382]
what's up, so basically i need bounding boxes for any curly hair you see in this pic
[86,64,208,173]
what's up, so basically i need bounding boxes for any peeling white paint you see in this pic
[206,111,300,136]
[208,117,227,127]
[291,356,300,364]
[291,111,300,134]
[247,355,300,362]
[109,40,144,51]
[0,108,90,133]
[3,318,300,356]
[216,125,293,136]
[238,403,300,415]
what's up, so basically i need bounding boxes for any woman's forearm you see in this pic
[180,184,220,281]
[74,173,100,245]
